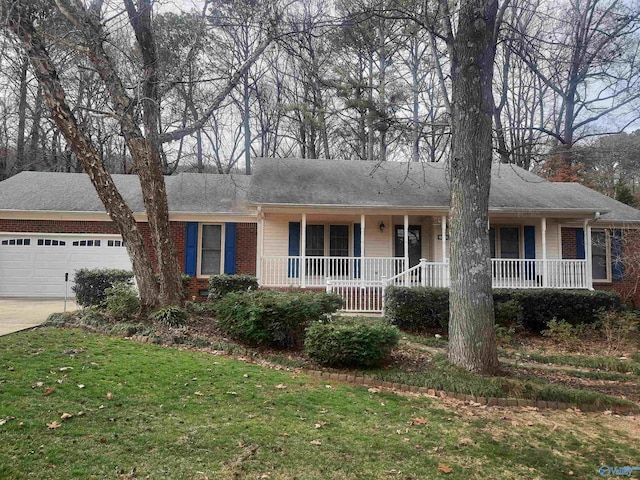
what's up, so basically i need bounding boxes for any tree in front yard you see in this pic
[445,0,500,374]
[1,0,272,312]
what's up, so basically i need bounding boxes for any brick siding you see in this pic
[0,218,258,302]
[561,226,640,306]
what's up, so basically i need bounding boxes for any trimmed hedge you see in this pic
[384,286,621,333]
[208,274,259,301]
[214,290,343,348]
[305,317,400,367]
[384,287,449,331]
[73,269,134,307]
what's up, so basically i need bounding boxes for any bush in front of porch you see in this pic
[384,287,622,333]
[304,317,401,367]
[213,290,343,348]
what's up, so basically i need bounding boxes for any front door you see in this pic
[394,225,422,268]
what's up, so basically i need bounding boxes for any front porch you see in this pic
[256,211,596,312]
[259,256,590,312]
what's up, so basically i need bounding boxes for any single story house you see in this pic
[2,158,640,311]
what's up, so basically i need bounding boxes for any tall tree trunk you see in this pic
[14,55,28,172]
[367,56,374,161]
[5,8,161,312]
[28,83,43,166]
[447,0,500,374]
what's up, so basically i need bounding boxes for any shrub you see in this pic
[149,306,189,328]
[384,286,449,332]
[72,268,134,307]
[214,290,343,348]
[44,312,75,327]
[384,287,622,333]
[185,301,218,316]
[208,274,259,302]
[509,289,621,332]
[596,310,639,354]
[541,318,576,345]
[110,322,146,337]
[78,310,111,329]
[305,317,401,367]
[105,282,140,320]
[181,274,192,299]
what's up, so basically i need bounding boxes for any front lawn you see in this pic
[1,328,639,479]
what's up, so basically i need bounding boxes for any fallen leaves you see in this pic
[368,387,381,393]
[44,387,55,396]
[77,384,85,389]
[410,417,427,426]
[60,413,73,420]
[438,463,452,474]
[58,367,73,371]
[275,384,287,389]
[47,421,61,429]
[0,416,15,426]
[106,392,114,401]
[314,421,327,429]
[310,440,322,445]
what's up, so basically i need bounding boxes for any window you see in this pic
[489,227,520,258]
[107,240,125,247]
[1,238,30,246]
[329,225,349,257]
[72,240,100,247]
[37,239,65,246]
[591,230,610,281]
[305,225,325,256]
[200,224,222,275]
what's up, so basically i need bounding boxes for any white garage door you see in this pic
[0,234,133,297]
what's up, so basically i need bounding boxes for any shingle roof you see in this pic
[0,171,251,214]
[246,158,640,223]
[2,160,640,224]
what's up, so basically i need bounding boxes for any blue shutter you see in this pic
[611,229,624,281]
[524,226,536,280]
[576,229,585,260]
[224,223,237,274]
[288,222,300,278]
[184,222,198,277]
[353,223,361,279]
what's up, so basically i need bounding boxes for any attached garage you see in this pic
[0,234,132,297]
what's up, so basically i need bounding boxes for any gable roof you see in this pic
[247,158,640,223]
[0,171,251,214]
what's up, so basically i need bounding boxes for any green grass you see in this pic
[365,354,635,408]
[509,352,640,375]
[0,329,639,479]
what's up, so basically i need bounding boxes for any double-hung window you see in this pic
[200,225,222,276]
[591,230,610,282]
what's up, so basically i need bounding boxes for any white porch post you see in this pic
[441,215,447,262]
[360,214,365,281]
[585,219,593,290]
[301,213,307,288]
[542,217,548,287]
[404,215,409,272]
[256,208,264,284]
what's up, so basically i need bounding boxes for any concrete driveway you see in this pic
[0,298,78,336]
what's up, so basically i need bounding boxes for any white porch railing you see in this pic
[262,256,590,312]
[260,256,405,288]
